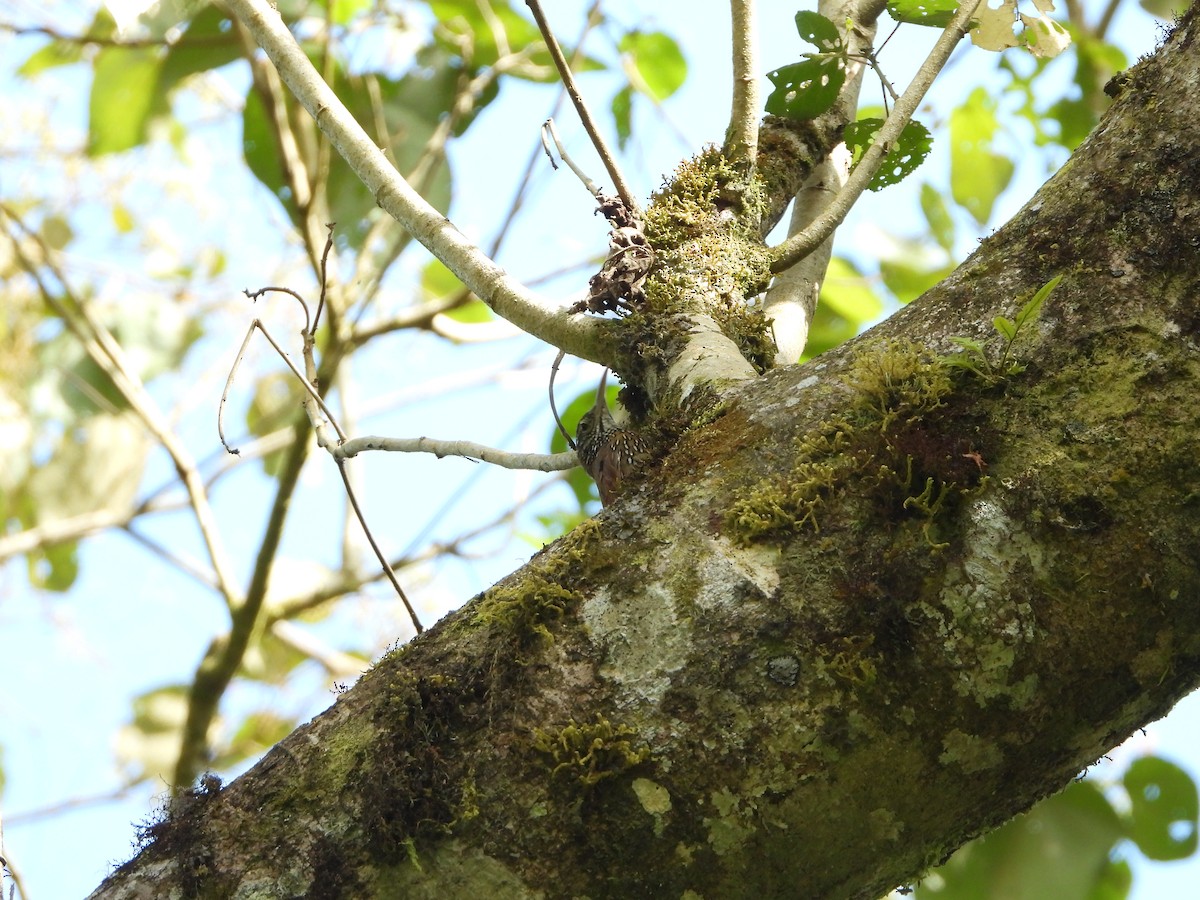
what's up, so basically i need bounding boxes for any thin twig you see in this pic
[485,2,602,261]
[726,0,760,163]
[1095,0,1122,40]
[768,0,985,274]
[246,284,312,333]
[336,459,424,633]
[218,317,347,454]
[0,20,229,48]
[525,0,641,216]
[269,477,563,622]
[314,224,335,333]
[123,523,220,591]
[218,323,258,455]
[541,118,603,198]
[548,348,576,450]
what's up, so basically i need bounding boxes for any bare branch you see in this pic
[769,0,986,274]
[218,316,346,455]
[334,435,577,472]
[548,349,576,451]
[542,118,604,198]
[525,0,641,216]
[726,0,760,163]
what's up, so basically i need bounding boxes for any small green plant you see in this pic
[945,275,1061,382]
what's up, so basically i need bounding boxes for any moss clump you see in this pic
[533,715,650,787]
[728,340,987,544]
[359,672,481,864]
[823,635,881,687]
[625,146,775,377]
[472,574,579,651]
[843,339,954,429]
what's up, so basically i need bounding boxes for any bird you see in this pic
[575,370,650,506]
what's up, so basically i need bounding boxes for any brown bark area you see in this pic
[91,11,1200,900]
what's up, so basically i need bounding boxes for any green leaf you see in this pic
[421,258,465,301]
[27,412,149,523]
[950,88,1015,224]
[612,84,634,150]
[158,5,241,95]
[88,47,168,155]
[820,256,884,324]
[993,316,1017,341]
[116,685,192,784]
[428,0,560,79]
[27,540,80,592]
[247,372,305,440]
[213,711,296,769]
[620,31,687,102]
[1124,756,1199,860]
[887,0,959,28]
[327,0,372,26]
[19,40,86,78]
[112,204,136,233]
[765,58,846,120]
[948,336,986,355]
[794,11,843,50]
[19,8,115,77]
[917,781,1125,899]
[879,257,955,305]
[41,214,73,251]
[845,118,933,190]
[1015,275,1061,331]
[920,183,956,252]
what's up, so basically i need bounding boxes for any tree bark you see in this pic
[91,10,1200,900]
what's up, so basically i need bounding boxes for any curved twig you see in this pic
[336,459,423,633]
[548,348,576,451]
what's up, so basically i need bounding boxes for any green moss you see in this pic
[533,715,650,787]
[357,672,479,864]
[471,574,579,650]
[728,340,987,545]
[620,147,776,378]
[824,635,881,687]
[842,339,955,430]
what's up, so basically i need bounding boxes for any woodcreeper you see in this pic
[575,370,650,506]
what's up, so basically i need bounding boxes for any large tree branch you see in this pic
[91,8,1200,899]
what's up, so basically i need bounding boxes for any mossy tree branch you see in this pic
[93,9,1200,897]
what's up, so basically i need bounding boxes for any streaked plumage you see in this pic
[575,371,650,506]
